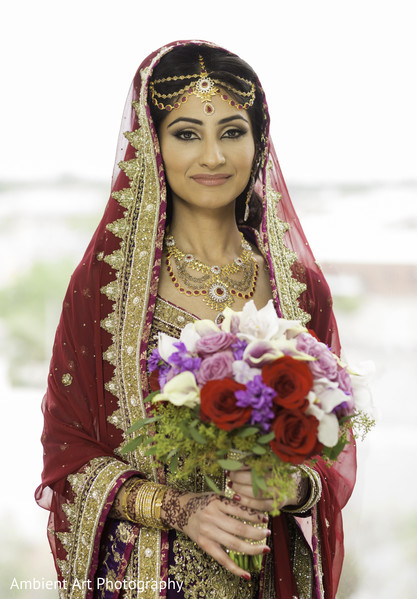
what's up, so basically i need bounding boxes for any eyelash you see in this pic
[173,127,248,141]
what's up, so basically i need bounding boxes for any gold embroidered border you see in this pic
[57,457,136,598]
[100,55,167,478]
[123,527,163,599]
[96,45,175,599]
[264,159,310,326]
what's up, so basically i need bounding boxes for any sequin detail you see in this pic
[61,373,73,386]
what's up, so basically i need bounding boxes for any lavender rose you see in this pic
[336,367,353,395]
[195,331,235,356]
[196,351,234,386]
[296,333,338,381]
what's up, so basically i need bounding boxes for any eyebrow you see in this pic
[167,115,249,128]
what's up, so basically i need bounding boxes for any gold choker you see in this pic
[164,233,258,311]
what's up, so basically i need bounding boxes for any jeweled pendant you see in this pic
[208,282,229,303]
[203,102,215,115]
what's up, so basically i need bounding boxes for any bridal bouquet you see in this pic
[121,300,373,567]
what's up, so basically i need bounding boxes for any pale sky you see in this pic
[1,0,416,184]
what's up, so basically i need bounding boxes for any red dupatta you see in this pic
[36,40,356,599]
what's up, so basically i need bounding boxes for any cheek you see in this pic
[236,143,255,176]
[161,141,192,181]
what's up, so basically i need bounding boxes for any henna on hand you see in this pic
[161,489,217,530]
[218,495,260,519]
[161,490,263,531]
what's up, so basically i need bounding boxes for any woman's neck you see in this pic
[168,205,244,265]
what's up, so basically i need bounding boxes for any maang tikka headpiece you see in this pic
[150,55,256,116]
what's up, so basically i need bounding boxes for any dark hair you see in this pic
[148,45,266,228]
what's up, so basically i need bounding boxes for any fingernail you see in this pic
[262,515,269,523]
[224,470,230,476]
[233,494,241,502]
[227,480,233,488]
[265,529,271,537]
[242,572,251,581]
[263,546,271,554]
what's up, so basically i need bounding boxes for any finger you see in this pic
[217,529,271,556]
[203,542,253,580]
[227,480,271,503]
[228,470,252,484]
[236,495,274,513]
[217,496,268,525]
[207,509,271,542]
[230,481,258,498]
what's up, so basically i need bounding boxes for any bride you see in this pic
[36,40,356,599]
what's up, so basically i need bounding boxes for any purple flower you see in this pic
[231,338,248,361]
[332,401,351,419]
[196,351,234,386]
[235,375,276,431]
[297,333,338,380]
[169,341,202,376]
[158,362,173,388]
[149,348,162,372]
[336,367,353,395]
[148,348,173,388]
[195,331,235,356]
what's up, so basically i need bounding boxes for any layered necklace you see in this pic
[164,232,258,312]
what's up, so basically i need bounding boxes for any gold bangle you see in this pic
[120,478,145,521]
[133,481,168,529]
[282,465,322,514]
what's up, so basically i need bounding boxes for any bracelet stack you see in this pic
[119,477,144,521]
[133,481,167,528]
[282,465,322,515]
[119,478,168,529]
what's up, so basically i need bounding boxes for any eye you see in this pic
[174,129,199,141]
[222,127,247,139]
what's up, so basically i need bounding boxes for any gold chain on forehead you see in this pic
[149,56,256,115]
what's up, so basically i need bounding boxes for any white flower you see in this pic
[158,331,178,362]
[219,308,241,334]
[306,401,339,447]
[318,413,339,447]
[232,360,262,384]
[349,360,375,414]
[243,339,284,367]
[193,319,219,336]
[236,300,281,341]
[316,387,348,414]
[153,371,200,408]
[179,322,201,354]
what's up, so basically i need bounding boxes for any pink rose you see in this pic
[195,331,235,357]
[197,351,234,386]
[296,333,338,381]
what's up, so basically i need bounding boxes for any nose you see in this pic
[199,137,226,169]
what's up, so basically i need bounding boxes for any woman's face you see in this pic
[158,93,255,214]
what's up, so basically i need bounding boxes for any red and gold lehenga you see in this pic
[35,40,356,599]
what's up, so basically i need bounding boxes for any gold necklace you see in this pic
[164,232,258,311]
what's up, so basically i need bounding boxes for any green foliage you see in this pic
[351,411,375,441]
[121,400,301,517]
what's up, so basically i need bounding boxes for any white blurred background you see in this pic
[1,1,416,597]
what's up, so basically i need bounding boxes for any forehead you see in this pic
[160,93,252,128]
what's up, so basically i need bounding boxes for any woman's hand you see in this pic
[228,466,308,512]
[161,489,271,579]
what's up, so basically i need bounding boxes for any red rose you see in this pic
[270,409,321,464]
[262,356,313,410]
[200,378,251,431]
